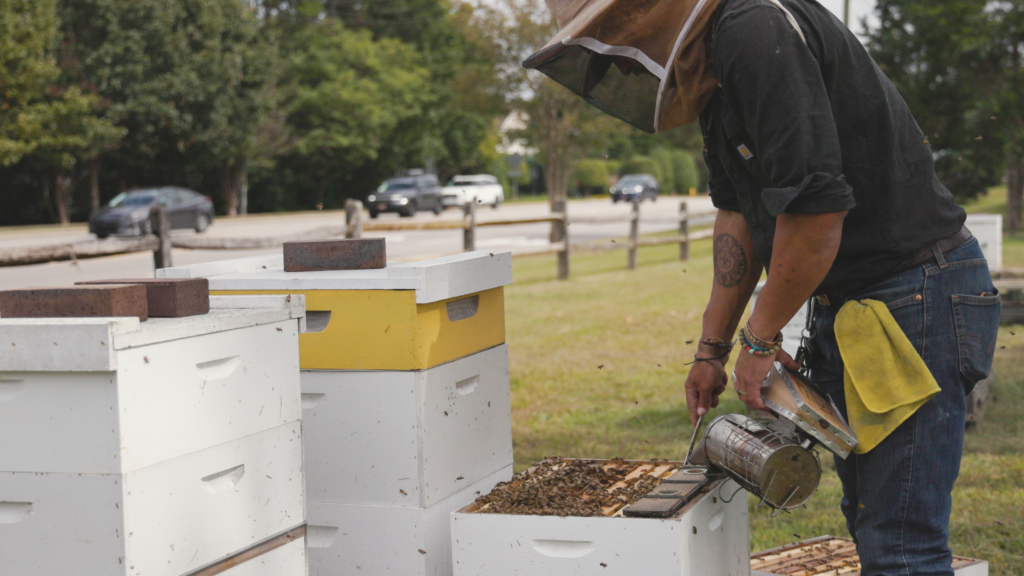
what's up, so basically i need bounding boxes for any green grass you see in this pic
[504,242,1024,574]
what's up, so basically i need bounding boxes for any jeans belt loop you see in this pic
[931,243,949,269]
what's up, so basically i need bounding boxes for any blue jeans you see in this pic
[810,238,1000,576]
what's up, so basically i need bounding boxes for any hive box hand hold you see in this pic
[0,284,149,320]
[76,277,210,317]
[284,238,386,271]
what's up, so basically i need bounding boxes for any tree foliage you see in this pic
[868,0,1024,228]
[0,0,123,223]
[619,156,662,183]
[1,0,706,226]
[574,159,610,191]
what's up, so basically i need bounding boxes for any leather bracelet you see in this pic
[686,351,730,367]
[743,322,782,349]
[699,337,735,350]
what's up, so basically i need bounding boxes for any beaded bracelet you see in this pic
[739,326,783,357]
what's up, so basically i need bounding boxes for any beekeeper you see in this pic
[526,1,1001,574]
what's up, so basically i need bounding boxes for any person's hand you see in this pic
[684,353,729,426]
[732,348,800,411]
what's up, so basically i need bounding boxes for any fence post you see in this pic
[628,200,640,270]
[553,199,569,280]
[149,206,173,270]
[463,201,476,251]
[345,199,363,239]
[679,200,689,261]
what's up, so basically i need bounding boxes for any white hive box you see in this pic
[307,465,512,576]
[749,536,988,576]
[965,213,1002,272]
[450,479,750,576]
[0,295,305,474]
[208,535,309,576]
[0,422,305,576]
[302,344,513,507]
[0,295,308,575]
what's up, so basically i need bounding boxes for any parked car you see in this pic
[610,174,659,203]
[89,187,214,238]
[442,174,504,209]
[367,173,444,218]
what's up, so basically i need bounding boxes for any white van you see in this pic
[442,174,505,209]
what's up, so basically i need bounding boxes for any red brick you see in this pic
[284,238,386,272]
[76,278,209,318]
[0,285,149,320]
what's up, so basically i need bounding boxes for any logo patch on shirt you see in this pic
[737,144,754,160]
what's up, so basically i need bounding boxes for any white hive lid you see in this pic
[156,250,514,304]
[0,295,305,372]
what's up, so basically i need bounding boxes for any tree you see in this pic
[281,21,432,206]
[58,0,280,216]
[1,0,123,224]
[574,159,610,196]
[475,0,617,235]
[868,0,1024,227]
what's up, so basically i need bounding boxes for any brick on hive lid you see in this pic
[283,238,386,272]
[0,285,149,320]
[75,278,209,318]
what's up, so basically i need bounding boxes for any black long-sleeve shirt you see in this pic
[699,0,965,295]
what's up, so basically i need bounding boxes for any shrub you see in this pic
[650,148,675,193]
[618,156,662,184]
[671,150,700,194]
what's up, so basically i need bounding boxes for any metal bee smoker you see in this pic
[700,413,821,516]
[684,362,858,516]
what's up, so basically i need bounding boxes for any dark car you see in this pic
[611,174,659,203]
[366,173,444,218]
[89,187,215,238]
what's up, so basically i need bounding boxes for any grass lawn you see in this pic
[504,240,1024,574]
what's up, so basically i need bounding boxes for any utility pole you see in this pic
[844,0,850,27]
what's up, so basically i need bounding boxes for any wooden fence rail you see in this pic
[1,200,715,280]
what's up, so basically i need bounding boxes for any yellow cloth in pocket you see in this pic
[835,299,940,454]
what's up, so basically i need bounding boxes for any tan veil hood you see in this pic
[523,0,723,133]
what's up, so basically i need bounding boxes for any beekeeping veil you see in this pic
[523,0,723,133]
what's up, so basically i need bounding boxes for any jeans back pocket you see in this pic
[952,293,1001,393]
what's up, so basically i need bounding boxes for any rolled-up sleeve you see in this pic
[704,145,741,212]
[714,4,856,217]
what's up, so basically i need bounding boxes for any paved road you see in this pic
[0,196,715,290]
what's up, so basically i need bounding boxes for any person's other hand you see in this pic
[684,355,729,426]
[733,348,799,411]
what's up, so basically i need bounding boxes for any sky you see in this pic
[817,0,878,35]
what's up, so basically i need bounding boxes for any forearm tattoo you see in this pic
[713,233,748,288]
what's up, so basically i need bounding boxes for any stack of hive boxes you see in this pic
[158,250,516,576]
[0,294,309,576]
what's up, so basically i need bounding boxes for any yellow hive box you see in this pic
[213,287,504,371]
[159,252,514,372]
